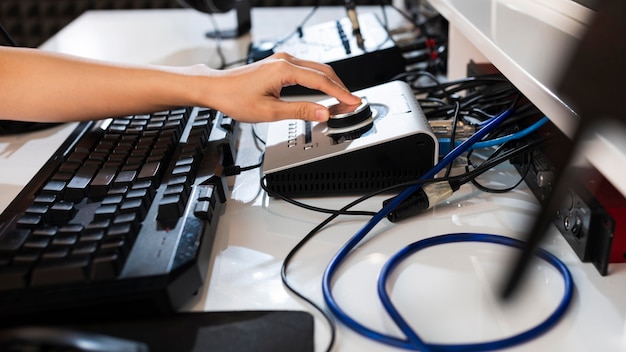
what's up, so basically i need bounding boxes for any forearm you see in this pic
[0,47,361,124]
[0,47,205,122]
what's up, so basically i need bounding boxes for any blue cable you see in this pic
[437,116,549,155]
[321,108,573,350]
[377,233,573,351]
[469,116,549,150]
[322,107,514,349]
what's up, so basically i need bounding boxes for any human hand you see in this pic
[195,52,362,123]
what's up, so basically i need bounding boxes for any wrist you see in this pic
[177,64,218,109]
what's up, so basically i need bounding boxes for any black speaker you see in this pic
[177,0,251,38]
[178,0,236,13]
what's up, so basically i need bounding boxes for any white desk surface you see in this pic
[2,6,626,352]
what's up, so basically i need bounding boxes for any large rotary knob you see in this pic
[325,98,375,141]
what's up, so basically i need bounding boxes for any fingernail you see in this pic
[315,108,329,121]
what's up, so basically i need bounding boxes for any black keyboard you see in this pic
[0,107,235,321]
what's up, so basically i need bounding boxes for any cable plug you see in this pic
[222,165,242,176]
[429,120,476,139]
[385,181,456,222]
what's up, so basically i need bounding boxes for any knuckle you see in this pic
[294,104,308,119]
[271,51,292,61]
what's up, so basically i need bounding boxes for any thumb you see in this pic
[287,102,330,122]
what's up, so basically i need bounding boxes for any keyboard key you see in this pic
[157,194,185,226]
[100,238,128,256]
[164,184,190,204]
[32,227,58,238]
[66,163,100,201]
[16,215,43,229]
[24,204,49,218]
[57,224,84,237]
[126,188,150,202]
[90,252,122,280]
[41,247,70,260]
[0,105,229,316]
[89,166,118,198]
[13,251,40,265]
[73,129,103,153]
[93,204,118,221]
[194,200,213,222]
[172,164,192,176]
[194,185,217,222]
[101,195,123,206]
[120,198,147,220]
[58,161,81,174]
[23,237,51,249]
[51,235,78,247]
[111,215,140,239]
[137,161,161,181]
[48,201,77,223]
[30,257,89,286]
[40,180,66,197]
[197,184,216,207]
[80,231,105,243]
[107,185,129,196]
[72,242,98,256]
[114,170,137,186]
[33,194,57,205]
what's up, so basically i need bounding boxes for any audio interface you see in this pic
[262,80,438,197]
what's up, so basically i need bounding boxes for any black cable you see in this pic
[222,153,265,176]
[405,73,520,126]
[278,173,443,352]
[378,0,448,74]
[469,146,529,193]
[226,1,323,67]
[470,152,532,193]
[278,132,548,350]
[250,123,266,147]
[222,123,267,176]
[263,99,544,221]
[392,69,443,94]
[454,137,547,189]
[427,87,516,117]
[269,1,321,49]
[477,101,542,148]
[414,74,509,92]
[376,0,390,28]
[261,175,377,217]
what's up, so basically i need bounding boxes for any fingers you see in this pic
[227,52,362,123]
[271,101,332,122]
[269,52,345,86]
[266,52,362,106]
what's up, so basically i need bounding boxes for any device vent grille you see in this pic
[265,169,425,196]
